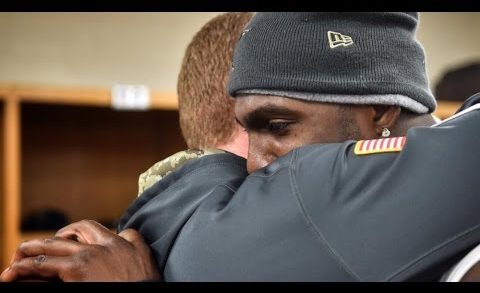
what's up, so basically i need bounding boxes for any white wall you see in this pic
[0,12,220,92]
[0,12,479,94]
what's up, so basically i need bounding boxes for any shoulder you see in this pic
[138,148,243,195]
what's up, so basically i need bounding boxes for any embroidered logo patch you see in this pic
[327,31,354,49]
[354,136,406,156]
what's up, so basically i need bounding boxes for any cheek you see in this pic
[300,120,346,145]
[281,126,341,152]
[249,134,290,159]
[273,133,304,157]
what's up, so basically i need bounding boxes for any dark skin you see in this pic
[0,220,160,282]
[0,95,436,282]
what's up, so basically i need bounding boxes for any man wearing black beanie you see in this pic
[228,12,439,172]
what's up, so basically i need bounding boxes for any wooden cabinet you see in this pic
[0,84,186,269]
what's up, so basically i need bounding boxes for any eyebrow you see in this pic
[238,104,299,128]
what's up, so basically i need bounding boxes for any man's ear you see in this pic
[372,105,401,137]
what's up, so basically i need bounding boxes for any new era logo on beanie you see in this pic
[227,12,436,114]
[328,31,353,49]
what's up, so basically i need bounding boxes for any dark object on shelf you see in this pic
[435,62,480,101]
[21,208,70,231]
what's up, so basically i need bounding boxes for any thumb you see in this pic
[118,229,147,248]
[118,228,161,280]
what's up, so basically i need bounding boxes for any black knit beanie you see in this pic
[227,12,436,113]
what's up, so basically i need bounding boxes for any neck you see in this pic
[392,112,436,136]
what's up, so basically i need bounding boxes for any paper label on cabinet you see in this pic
[111,84,151,110]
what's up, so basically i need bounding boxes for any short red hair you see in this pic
[177,12,254,148]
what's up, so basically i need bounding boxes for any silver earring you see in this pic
[381,127,391,138]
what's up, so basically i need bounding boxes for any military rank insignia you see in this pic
[354,136,406,155]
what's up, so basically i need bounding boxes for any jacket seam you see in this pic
[289,149,361,281]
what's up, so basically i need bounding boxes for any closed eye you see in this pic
[236,104,299,135]
[267,120,293,135]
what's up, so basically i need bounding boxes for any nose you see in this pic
[246,153,270,174]
[246,137,277,174]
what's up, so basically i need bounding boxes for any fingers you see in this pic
[10,237,84,265]
[56,220,115,245]
[1,255,70,282]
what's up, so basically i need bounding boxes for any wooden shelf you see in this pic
[434,100,462,120]
[0,83,185,269]
[0,101,4,270]
[0,83,178,110]
[21,103,184,226]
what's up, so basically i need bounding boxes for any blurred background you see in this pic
[0,12,479,269]
[1,13,479,95]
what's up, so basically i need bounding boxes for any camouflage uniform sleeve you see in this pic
[137,148,226,196]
